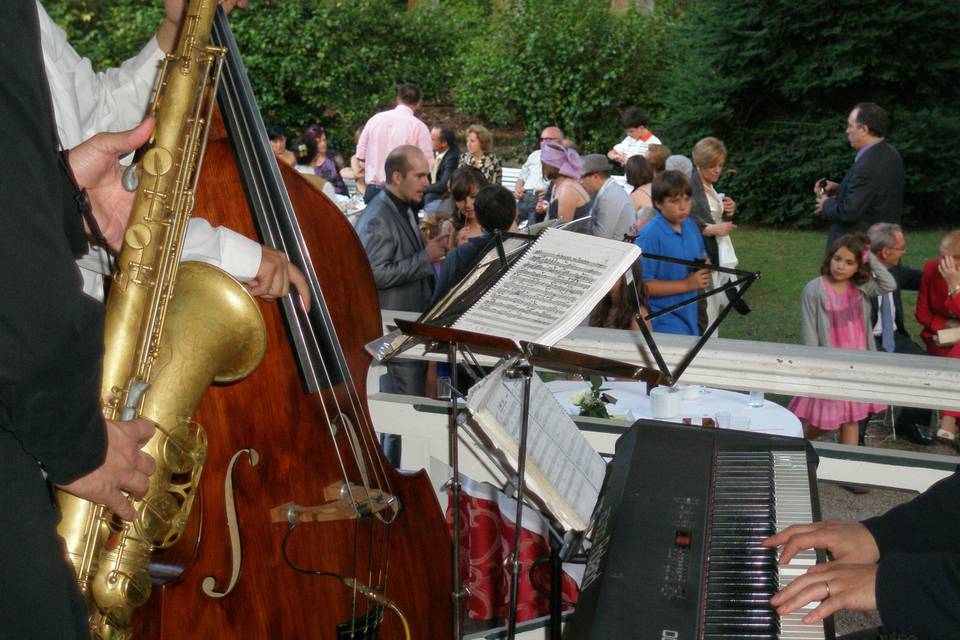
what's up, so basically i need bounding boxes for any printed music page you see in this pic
[452,228,641,346]
[466,358,607,532]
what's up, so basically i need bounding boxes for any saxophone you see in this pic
[56,2,267,637]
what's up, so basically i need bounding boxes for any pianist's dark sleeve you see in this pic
[861,470,960,638]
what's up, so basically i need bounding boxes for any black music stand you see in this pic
[369,230,758,639]
[376,230,662,640]
[631,253,760,383]
[393,320,661,640]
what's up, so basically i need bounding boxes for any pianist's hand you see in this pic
[762,519,879,565]
[770,562,877,624]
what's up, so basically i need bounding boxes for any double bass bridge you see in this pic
[270,482,399,525]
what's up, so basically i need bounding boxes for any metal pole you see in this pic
[448,342,465,640]
[549,525,562,640]
[506,356,534,640]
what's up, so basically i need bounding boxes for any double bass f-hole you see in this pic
[201,447,260,598]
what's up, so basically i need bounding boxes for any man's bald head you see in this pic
[540,126,563,144]
[385,145,429,203]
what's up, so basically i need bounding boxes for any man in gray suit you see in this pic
[356,146,449,465]
[580,154,635,240]
[356,145,449,393]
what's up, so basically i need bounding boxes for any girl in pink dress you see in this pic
[789,233,896,445]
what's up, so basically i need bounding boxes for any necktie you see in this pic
[880,294,896,352]
[431,152,441,183]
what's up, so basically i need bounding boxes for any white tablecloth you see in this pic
[545,380,803,439]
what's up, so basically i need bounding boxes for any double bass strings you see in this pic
[211,10,398,629]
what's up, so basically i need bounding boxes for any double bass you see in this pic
[135,9,453,638]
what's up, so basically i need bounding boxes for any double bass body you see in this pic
[134,16,453,639]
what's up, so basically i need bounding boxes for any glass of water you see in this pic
[748,390,764,407]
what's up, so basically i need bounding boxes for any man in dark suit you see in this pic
[423,125,459,206]
[816,102,904,248]
[865,222,934,444]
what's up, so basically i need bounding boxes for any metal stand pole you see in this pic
[549,524,563,640]
[505,356,534,640]
[448,342,466,640]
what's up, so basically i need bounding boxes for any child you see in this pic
[789,233,896,445]
[427,185,518,399]
[635,170,711,336]
[607,106,662,166]
[589,262,650,332]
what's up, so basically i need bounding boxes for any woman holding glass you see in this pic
[690,137,740,333]
[916,229,960,442]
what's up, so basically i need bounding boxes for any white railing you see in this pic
[370,310,960,492]
[502,168,634,196]
[378,311,960,410]
[501,166,521,193]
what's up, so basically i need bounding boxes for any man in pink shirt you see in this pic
[356,83,433,202]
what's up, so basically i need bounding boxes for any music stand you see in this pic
[627,253,760,384]
[370,230,757,639]
[377,228,665,639]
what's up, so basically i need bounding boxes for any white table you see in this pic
[546,379,803,439]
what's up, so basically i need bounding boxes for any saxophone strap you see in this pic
[57,147,112,254]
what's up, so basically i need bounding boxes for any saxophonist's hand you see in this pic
[67,118,155,252]
[57,418,157,521]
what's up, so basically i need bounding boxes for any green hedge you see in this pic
[44,0,483,153]
[44,0,667,155]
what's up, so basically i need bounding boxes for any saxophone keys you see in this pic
[141,146,173,177]
[121,162,140,192]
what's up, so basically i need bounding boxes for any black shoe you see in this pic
[897,422,935,446]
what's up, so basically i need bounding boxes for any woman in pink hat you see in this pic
[539,142,590,222]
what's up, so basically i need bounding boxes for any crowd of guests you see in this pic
[270,88,959,451]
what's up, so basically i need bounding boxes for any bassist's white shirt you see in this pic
[37,0,261,301]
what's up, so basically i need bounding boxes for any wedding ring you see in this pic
[823,581,831,598]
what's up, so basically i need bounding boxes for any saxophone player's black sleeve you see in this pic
[0,0,107,485]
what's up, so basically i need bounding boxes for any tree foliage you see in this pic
[656,0,960,227]
[453,0,670,151]
[43,0,960,227]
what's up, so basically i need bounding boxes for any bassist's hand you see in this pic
[246,245,312,311]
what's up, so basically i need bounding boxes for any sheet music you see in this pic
[467,359,607,532]
[428,235,531,321]
[453,228,640,346]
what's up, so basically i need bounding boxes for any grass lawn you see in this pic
[720,227,949,344]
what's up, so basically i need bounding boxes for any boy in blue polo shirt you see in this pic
[635,170,711,335]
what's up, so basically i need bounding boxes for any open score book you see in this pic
[466,358,608,533]
[448,227,641,346]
